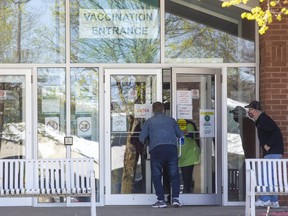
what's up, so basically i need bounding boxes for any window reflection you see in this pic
[37,68,66,159]
[110,74,157,194]
[227,67,256,201]
[0,0,65,63]
[70,0,160,63]
[70,67,100,202]
[165,0,255,63]
[0,76,26,159]
[37,68,66,203]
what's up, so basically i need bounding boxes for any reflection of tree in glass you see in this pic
[37,68,66,133]
[0,0,65,63]
[227,68,255,102]
[112,75,150,193]
[0,1,15,62]
[0,81,23,152]
[165,13,254,63]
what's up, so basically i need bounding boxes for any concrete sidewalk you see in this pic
[1,205,286,216]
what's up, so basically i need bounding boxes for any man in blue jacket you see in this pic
[245,100,284,208]
[139,101,183,208]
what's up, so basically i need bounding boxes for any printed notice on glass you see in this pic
[191,89,199,99]
[42,87,60,114]
[42,99,60,114]
[134,104,152,119]
[79,9,159,39]
[45,117,59,133]
[75,99,94,114]
[199,109,215,137]
[177,90,192,105]
[112,113,127,132]
[177,105,192,119]
[77,117,92,137]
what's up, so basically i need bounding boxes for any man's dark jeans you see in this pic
[150,145,180,201]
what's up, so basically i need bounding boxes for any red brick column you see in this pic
[259,12,288,205]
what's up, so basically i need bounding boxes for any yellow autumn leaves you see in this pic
[222,0,288,34]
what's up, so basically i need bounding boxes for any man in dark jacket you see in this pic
[139,101,183,208]
[245,100,284,208]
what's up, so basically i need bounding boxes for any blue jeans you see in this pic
[150,145,180,201]
[260,154,282,202]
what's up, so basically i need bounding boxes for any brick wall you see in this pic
[259,11,288,205]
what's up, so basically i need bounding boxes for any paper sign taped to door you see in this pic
[177,105,192,119]
[134,104,152,119]
[199,109,215,137]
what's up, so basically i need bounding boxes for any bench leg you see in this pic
[251,196,255,216]
[245,194,250,216]
[91,172,97,216]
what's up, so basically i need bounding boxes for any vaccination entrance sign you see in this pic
[79,9,159,39]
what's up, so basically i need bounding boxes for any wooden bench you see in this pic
[245,159,288,216]
[0,158,96,216]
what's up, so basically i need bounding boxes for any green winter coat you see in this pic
[178,122,200,167]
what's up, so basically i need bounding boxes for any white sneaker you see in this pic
[270,201,279,208]
[255,199,271,207]
[172,198,182,208]
[152,200,167,208]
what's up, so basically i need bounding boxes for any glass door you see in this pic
[0,68,32,206]
[104,69,162,205]
[172,68,222,205]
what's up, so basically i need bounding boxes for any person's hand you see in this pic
[264,144,270,152]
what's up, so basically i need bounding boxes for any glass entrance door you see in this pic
[172,68,222,205]
[104,69,162,205]
[0,68,32,206]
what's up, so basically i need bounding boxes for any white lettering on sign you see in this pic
[79,9,159,39]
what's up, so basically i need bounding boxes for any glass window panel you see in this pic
[70,67,100,202]
[110,74,157,194]
[0,75,26,159]
[37,68,66,159]
[227,67,256,201]
[176,74,215,194]
[165,0,255,63]
[70,0,160,63]
[0,0,65,63]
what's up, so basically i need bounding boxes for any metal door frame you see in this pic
[172,67,222,205]
[104,68,162,205]
[0,68,32,206]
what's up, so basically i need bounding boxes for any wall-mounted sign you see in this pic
[79,9,159,39]
[64,136,73,145]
